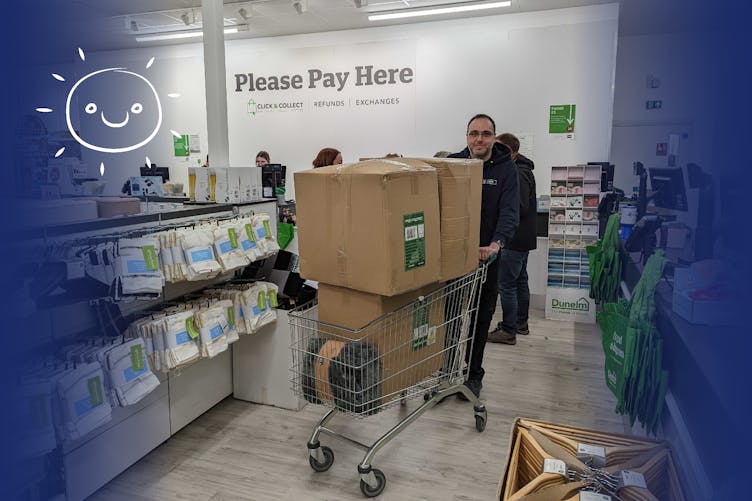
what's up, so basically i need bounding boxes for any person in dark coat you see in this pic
[488,133,537,345]
[447,114,519,399]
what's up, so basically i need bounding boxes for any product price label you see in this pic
[141,245,159,271]
[263,220,272,238]
[175,330,191,345]
[190,247,214,263]
[210,324,223,340]
[403,211,426,271]
[228,228,239,249]
[577,443,606,468]
[619,470,647,490]
[218,240,234,254]
[542,458,567,477]
[580,492,611,501]
[245,224,257,242]
[227,307,235,327]
[268,290,278,308]
[412,301,430,350]
[186,318,200,339]
[130,344,144,371]
[87,376,104,407]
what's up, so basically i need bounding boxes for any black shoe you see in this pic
[516,322,529,336]
[488,328,517,345]
[457,379,482,401]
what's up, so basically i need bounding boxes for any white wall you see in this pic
[29,4,619,199]
[610,32,715,193]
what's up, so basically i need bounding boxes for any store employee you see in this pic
[447,113,519,400]
[256,151,270,167]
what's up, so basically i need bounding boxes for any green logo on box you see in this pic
[403,211,426,271]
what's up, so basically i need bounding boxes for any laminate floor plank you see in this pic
[90,308,624,500]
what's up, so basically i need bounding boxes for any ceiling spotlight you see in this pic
[292,0,307,15]
[181,13,191,25]
[353,0,368,7]
[239,7,251,21]
[129,19,139,32]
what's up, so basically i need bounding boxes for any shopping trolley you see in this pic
[289,262,491,497]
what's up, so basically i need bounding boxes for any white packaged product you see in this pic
[239,282,277,333]
[105,338,160,406]
[156,232,174,281]
[55,362,112,441]
[162,310,200,368]
[168,231,187,282]
[194,303,229,358]
[212,298,239,344]
[213,222,251,271]
[18,381,57,458]
[179,227,223,280]
[116,237,164,297]
[251,213,280,258]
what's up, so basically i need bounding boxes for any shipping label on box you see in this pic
[545,287,595,323]
[401,158,482,281]
[295,160,441,296]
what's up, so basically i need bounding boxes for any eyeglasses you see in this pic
[467,131,495,138]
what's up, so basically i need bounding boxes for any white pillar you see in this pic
[201,0,230,168]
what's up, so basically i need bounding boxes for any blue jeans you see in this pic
[497,249,530,334]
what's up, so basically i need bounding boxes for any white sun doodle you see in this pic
[37,48,182,176]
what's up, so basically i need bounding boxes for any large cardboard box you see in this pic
[400,158,482,281]
[295,160,441,296]
[317,282,445,403]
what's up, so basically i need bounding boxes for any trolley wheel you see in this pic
[424,390,436,401]
[475,414,487,432]
[360,468,386,497]
[309,446,334,472]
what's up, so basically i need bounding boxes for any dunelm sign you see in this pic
[551,297,591,312]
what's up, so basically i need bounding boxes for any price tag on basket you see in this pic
[580,492,612,501]
[618,470,647,489]
[542,458,568,477]
[577,442,606,468]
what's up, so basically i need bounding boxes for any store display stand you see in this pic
[545,165,601,323]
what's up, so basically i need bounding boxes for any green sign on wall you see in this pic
[549,104,576,134]
[173,134,190,156]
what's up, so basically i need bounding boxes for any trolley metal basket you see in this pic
[289,262,490,497]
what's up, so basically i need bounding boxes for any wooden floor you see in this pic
[91,307,624,501]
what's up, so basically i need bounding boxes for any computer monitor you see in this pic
[140,164,170,182]
[649,167,688,211]
[261,164,286,198]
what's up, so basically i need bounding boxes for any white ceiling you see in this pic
[23,0,702,63]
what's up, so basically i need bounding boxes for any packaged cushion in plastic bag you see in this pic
[179,227,222,281]
[302,338,382,415]
[213,222,250,271]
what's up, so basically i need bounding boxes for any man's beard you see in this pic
[470,145,490,159]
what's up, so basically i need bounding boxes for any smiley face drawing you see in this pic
[65,67,163,154]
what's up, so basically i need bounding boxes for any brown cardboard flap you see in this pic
[313,340,345,402]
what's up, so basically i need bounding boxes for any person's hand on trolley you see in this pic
[479,240,502,263]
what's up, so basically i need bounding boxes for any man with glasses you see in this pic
[448,114,519,399]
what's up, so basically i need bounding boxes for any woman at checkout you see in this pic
[255,151,270,167]
[312,148,342,168]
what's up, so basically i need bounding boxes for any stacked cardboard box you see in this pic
[295,159,442,296]
[317,282,445,402]
[295,157,481,406]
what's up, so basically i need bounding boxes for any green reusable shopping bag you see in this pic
[277,222,295,250]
